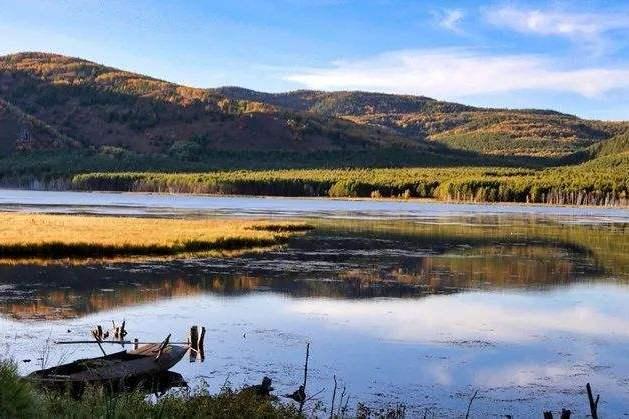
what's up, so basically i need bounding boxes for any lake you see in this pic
[0,189,628,416]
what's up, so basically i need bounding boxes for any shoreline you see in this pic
[2,186,628,211]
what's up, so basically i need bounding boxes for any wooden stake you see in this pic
[299,342,310,413]
[586,383,599,419]
[189,326,199,351]
[189,326,199,362]
[111,320,127,340]
[93,325,106,356]
[198,326,206,361]
[303,343,309,389]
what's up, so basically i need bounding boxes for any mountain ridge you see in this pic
[213,85,575,117]
[0,52,426,155]
[0,52,627,173]
[212,86,627,157]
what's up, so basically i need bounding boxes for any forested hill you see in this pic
[0,52,432,155]
[213,87,628,158]
[0,52,627,181]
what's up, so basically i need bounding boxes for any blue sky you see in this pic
[1,0,629,120]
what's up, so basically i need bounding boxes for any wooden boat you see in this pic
[27,343,187,386]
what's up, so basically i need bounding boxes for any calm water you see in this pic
[0,189,628,417]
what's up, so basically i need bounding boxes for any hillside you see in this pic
[0,52,430,158]
[0,52,627,183]
[214,87,628,158]
[0,97,79,153]
[585,132,629,159]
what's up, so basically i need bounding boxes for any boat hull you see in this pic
[27,344,188,386]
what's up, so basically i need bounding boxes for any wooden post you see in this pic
[298,343,310,413]
[112,320,127,340]
[134,338,139,350]
[189,326,199,351]
[189,326,199,362]
[198,326,206,361]
[92,325,106,356]
[586,383,599,419]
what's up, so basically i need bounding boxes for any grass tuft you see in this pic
[0,361,39,419]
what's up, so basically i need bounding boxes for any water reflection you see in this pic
[0,217,625,320]
[3,285,629,416]
[288,289,629,343]
[0,211,628,415]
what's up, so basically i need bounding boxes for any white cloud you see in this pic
[285,48,629,99]
[437,9,465,34]
[485,6,629,44]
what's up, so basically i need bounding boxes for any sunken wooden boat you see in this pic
[27,343,187,387]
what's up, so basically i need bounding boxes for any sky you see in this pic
[1,0,629,120]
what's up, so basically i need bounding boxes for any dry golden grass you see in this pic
[0,213,312,261]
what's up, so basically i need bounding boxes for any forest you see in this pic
[72,150,629,206]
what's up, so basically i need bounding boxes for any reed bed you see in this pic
[0,213,311,260]
[71,152,629,206]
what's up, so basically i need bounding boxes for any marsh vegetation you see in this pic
[0,213,311,261]
[72,152,629,206]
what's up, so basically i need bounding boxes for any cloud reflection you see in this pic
[288,285,629,344]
